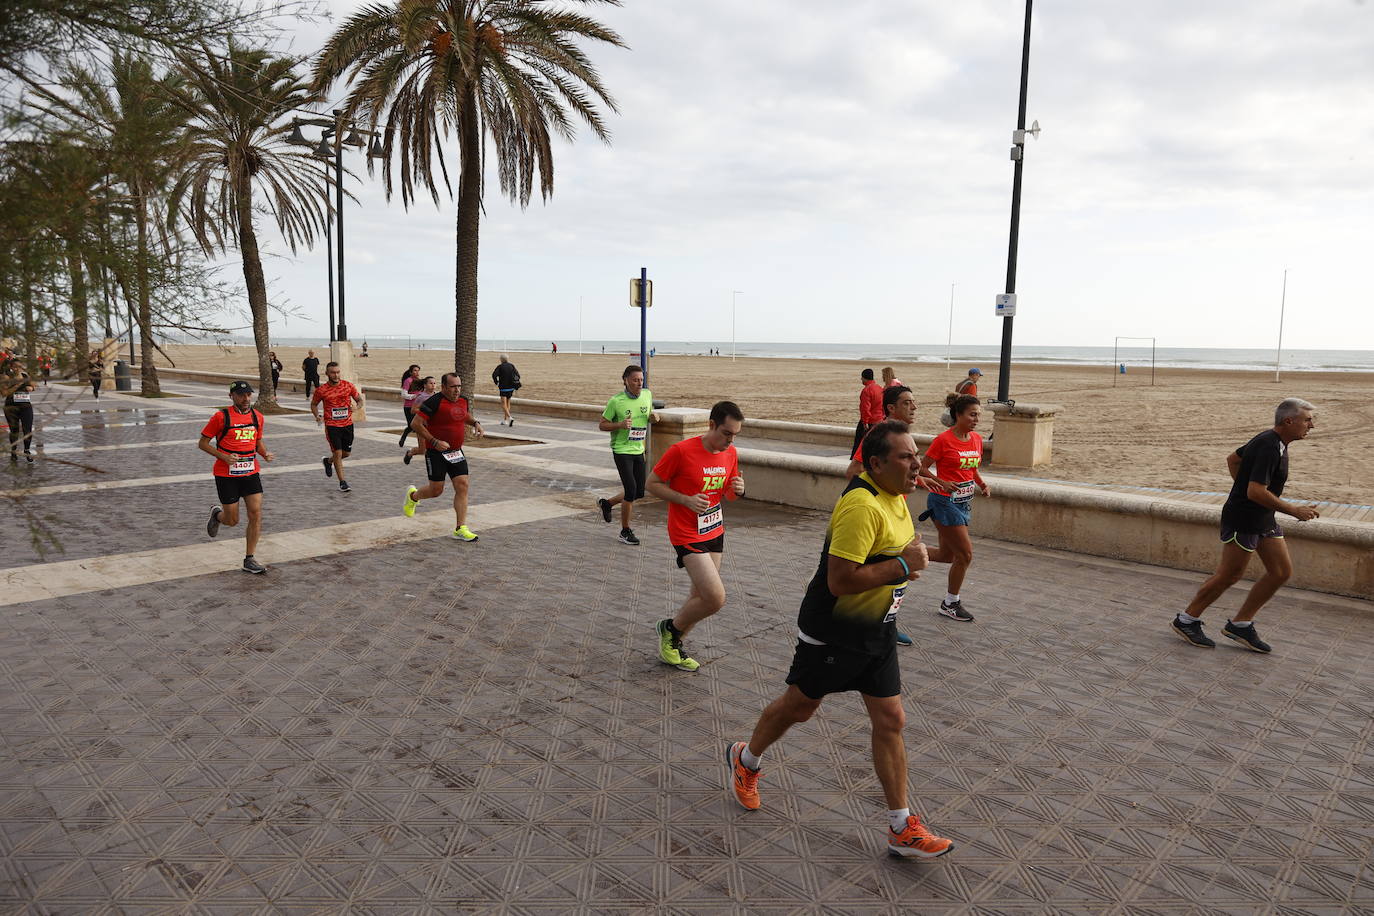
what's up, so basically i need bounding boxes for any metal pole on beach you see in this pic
[578,296,583,356]
[732,290,742,361]
[946,282,955,371]
[1273,268,1287,382]
[639,268,649,385]
[996,0,1035,404]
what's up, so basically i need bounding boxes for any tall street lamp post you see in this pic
[995,0,1039,404]
[288,111,383,376]
[731,290,742,361]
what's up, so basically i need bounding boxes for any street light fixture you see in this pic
[732,290,743,361]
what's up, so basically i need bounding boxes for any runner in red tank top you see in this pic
[311,361,364,492]
[917,394,991,622]
[198,380,275,573]
[402,373,485,541]
[646,401,746,671]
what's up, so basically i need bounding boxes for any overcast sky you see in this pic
[249,0,1374,351]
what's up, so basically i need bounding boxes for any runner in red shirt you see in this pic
[918,394,991,622]
[402,372,485,541]
[199,380,275,574]
[311,361,364,492]
[647,401,746,671]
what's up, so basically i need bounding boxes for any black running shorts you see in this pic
[326,425,355,454]
[215,473,263,505]
[674,533,725,568]
[425,448,470,482]
[613,452,647,502]
[785,638,900,700]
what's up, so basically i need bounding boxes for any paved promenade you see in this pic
[2,379,1372,913]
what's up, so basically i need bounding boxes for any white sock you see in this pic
[888,808,910,832]
[1230,619,1253,629]
[740,746,762,770]
[1178,612,1201,624]
[944,593,960,605]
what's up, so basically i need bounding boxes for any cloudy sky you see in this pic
[251,0,1374,351]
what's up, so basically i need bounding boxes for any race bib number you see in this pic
[696,505,722,536]
[628,426,647,442]
[883,584,907,623]
[229,458,256,476]
[329,406,350,420]
[951,482,977,504]
[442,448,465,463]
[13,391,30,402]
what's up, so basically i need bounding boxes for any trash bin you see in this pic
[114,360,132,391]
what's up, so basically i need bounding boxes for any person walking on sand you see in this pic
[1171,398,1320,653]
[491,354,521,426]
[882,366,903,388]
[954,367,982,397]
[854,368,883,454]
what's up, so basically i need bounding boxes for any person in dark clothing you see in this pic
[491,354,521,426]
[398,364,421,447]
[4,371,37,461]
[302,350,321,397]
[1171,398,1321,654]
[88,353,103,399]
[269,352,283,392]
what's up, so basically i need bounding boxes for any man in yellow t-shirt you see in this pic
[724,419,956,860]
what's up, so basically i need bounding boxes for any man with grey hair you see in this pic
[1172,398,1320,653]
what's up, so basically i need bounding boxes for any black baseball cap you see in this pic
[229,380,253,394]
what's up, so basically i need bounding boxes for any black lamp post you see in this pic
[995,0,1038,404]
[287,112,384,344]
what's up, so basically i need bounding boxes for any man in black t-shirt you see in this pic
[302,350,321,397]
[1172,398,1320,653]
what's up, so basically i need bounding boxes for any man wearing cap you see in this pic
[855,368,884,454]
[955,368,983,397]
[199,380,275,574]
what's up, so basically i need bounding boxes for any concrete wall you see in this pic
[145,366,1371,600]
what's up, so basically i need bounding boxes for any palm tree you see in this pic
[61,51,190,395]
[312,0,625,386]
[170,40,326,409]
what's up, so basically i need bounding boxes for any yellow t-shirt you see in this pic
[796,473,914,654]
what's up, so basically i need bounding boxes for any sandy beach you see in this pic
[154,343,1374,508]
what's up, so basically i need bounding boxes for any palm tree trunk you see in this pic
[453,85,482,389]
[66,242,90,380]
[235,179,279,410]
[134,191,161,395]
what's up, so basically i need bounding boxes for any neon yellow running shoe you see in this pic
[402,486,418,518]
[656,619,700,671]
[453,525,478,542]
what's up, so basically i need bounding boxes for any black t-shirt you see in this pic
[1220,429,1288,534]
[302,357,320,378]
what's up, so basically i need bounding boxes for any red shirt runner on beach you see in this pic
[653,435,740,546]
[419,393,470,449]
[312,381,360,427]
[859,380,884,424]
[202,407,263,477]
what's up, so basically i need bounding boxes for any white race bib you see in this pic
[883,584,907,623]
[628,426,647,442]
[229,458,256,476]
[329,406,350,420]
[12,391,30,403]
[951,482,977,504]
[696,505,723,536]
[442,448,465,463]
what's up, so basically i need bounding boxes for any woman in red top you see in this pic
[918,395,991,622]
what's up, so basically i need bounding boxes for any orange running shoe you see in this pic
[725,741,762,810]
[887,814,954,858]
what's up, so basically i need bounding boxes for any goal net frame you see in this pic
[1112,336,1156,387]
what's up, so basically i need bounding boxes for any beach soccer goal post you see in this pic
[1112,336,1156,387]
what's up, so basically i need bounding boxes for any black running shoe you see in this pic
[618,528,640,546]
[242,556,267,574]
[598,497,613,523]
[939,599,974,622]
[339,480,351,492]
[1172,616,1215,648]
[206,505,222,538]
[322,456,333,477]
[1223,619,1271,653]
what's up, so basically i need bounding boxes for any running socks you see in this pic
[1177,612,1202,624]
[1230,619,1254,629]
[944,593,960,606]
[741,746,763,770]
[888,808,911,832]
